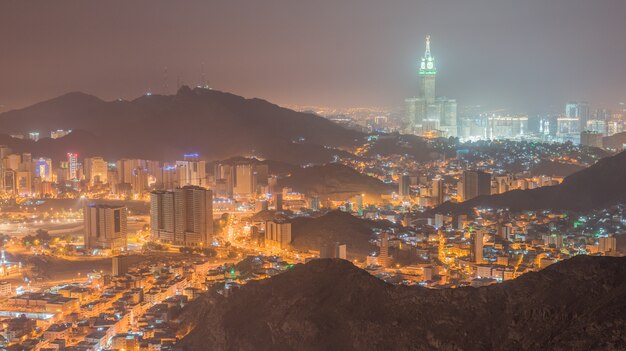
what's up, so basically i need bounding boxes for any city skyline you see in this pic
[0,2,625,350]
[1,0,626,113]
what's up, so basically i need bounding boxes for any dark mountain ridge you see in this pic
[179,255,626,351]
[0,88,363,164]
[435,150,626,214]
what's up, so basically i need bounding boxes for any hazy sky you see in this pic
[1,0,625,113]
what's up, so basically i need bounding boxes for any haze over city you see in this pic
[2,0,626,112]
[0,1,625,351]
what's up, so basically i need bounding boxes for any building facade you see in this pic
[150,186,213,246]
[406,36,458,137]
[84,204,128,253]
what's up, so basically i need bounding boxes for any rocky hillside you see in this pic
[178,255,626,351]
[289,210,395,256]
[435,150,626,214]
[278,163,394,198]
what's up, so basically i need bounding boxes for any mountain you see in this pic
[277,163,393,198]
[435,150,626,214]
[178,255,626,351]
[0,87,363,164]
[289,210,396,256]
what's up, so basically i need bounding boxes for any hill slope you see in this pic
[278,163,393,198]
[435,150,626,214]
[289,210,394,256]
[0,87,363,164]
[179,256,626,351]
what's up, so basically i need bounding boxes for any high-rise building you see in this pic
[470,230,484,263]
[378,232,390,268]
[462,170,491,201]
[398,174,411,197]
[150,186,213,246]
[0,145,11,160]
[84,157,108,185]
[419,36,436,104]
[598,235,617,256]
[131,167,148,194]
[274,193,283,211]
[214,163,234,197]
[586,119,607,135]
[161,164,178,190]
[320,241,347,260]
[145,160,162,187]
[233,164,254,197]
[16,171,32,196]
[67,153,79,180]
[566,101,590,130]
[542,234,564,248]
[556,116,580,144]
[4,154,21,171]
[116,159,143,184]
[494,174,515,195]
[84,204,128,253]
[176,155,207,188]
[112,255,130,276]
[1,169,16,195]
[432,177,444,205]
[580,131,603,148]
[405,36,457,137]
[309,196,321,211]
[33,158,52,182]
[264,220,292,250]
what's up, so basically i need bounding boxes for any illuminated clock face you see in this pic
[420,61,426,69]
[427,62,433,69]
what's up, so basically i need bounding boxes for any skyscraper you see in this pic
[116,159,143,184]
[33,157,52,182]
[67,153,79,180]
[470,230,484,263]
[150,186,213,246]
[432,177,444,205]
[566,101,590,131]
[319,241,347,260]
[176,154,207,188]
[598,235,617,256]
[233,164,254,197]
[379,232,390,268]
[112,255,130,276]
[264,220,292,250]
[84,204,128,253]
[84,157,108,185]
[419,36,436,104]
[1,169,16,195]
[462,170,491,201]
[406,36,457,137]
[398,174,411,197]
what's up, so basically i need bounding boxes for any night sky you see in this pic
[1,0,625,113]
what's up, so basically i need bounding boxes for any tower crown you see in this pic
[419,35,437,75]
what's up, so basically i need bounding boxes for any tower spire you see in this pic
[419,35,436,75]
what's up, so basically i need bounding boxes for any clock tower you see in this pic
[419,35,436,103]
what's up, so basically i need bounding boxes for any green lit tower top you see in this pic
[419,35,436,103]
[419,35,437,75]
